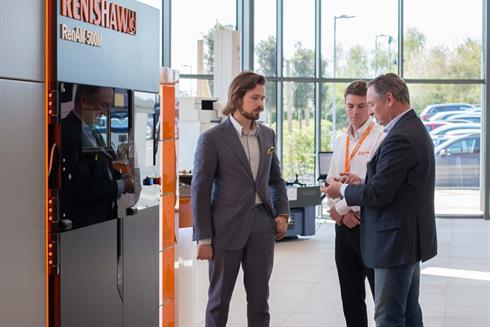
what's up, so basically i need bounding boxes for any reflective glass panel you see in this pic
[322,0,397,78]
[404,0,483,79]
[411,83,481,215]
[282,81,316,185]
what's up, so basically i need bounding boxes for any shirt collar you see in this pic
[383,108,413,134]
[347,117,375,140]
[72,110,92,131]
[229,114,260,136]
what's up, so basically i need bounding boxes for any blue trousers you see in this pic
[374,262,423,327]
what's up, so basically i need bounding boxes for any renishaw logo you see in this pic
[61,0,137,36]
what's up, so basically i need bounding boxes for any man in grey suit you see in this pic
[191,71,290,327]
[324,73,437,326]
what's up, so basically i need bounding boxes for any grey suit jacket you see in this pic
[191,117,290,250]
[345,110,437,268]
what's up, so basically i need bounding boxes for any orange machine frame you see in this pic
[160,82,177,327]
[46,1,60,326]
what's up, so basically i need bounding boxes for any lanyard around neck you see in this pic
[344,121,374,172]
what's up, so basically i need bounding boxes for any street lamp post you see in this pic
[375,34,393,75]
[332,14,355,145]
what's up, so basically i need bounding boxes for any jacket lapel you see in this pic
[370,109,417,161]
[255,128,265,183]
[221,118,254,180]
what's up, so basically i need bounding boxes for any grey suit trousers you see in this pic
[205,205,276,327]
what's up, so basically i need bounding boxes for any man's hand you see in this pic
[343,211,361,229]
[329,206,343,225]
[274,216,288,240]
[196,244,213,260]
[320,184,328,194]
[339,172,362,185]
[324,180,343,199]
[122,174,136,193]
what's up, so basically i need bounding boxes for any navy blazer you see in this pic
[345,110,437,268]
[191,117,290,250]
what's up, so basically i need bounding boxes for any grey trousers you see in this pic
[205,205,276,327]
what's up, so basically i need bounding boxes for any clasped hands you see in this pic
[320,172,362,229]
[320,172,362,199]
[329,206,360,229]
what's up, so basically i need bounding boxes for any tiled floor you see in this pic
[192,218,490,326]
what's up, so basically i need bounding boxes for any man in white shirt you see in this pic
[322,80,384,327]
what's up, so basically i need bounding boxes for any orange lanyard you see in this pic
[344,122,374,172]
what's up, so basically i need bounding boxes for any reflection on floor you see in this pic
[192,218,490,327]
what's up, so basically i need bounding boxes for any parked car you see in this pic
[430,123,480,137]
[429,110,474,121]
[445,113,481,124]
[434,133,480,188]
[430,123,480,146]
[467,106,481,113]
[424,120,451,132]
[433,129,481,147]
[445,118,478,124]
[420,103,474,121]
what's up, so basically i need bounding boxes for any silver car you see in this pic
[430,123,480,147]
[434,133,480,188]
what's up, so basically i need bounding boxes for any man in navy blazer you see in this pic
[192,72,290,327]
[324,73,437,326]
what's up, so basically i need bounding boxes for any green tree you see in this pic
[255,36,277,126]
[291,42,315,128]
[282,120,315,181]
[404,27,426,76]
[202,21,235,92]
[256,36,276,76]
[403,28,482,112]
[449,38,481,79]
[342,45,369,77]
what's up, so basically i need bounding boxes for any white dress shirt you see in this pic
[328,117,385,215]
[383,108,413,134]
[229,114,262,204]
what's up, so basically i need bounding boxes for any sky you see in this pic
[137,0,483,76]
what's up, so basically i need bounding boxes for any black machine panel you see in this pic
[59,83,132,231]
[55,83,160,326]
[59,220,123,327]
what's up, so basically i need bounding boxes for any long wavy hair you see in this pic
[222,71,266,116]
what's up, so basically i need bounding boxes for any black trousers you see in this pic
[335,224,375,327]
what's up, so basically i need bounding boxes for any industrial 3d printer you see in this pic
[44,1,175,326]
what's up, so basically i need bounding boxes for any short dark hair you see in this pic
[344,80,367,99]
[367,73,410,105]
[222,71,266,116]
[75,84,104,106]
